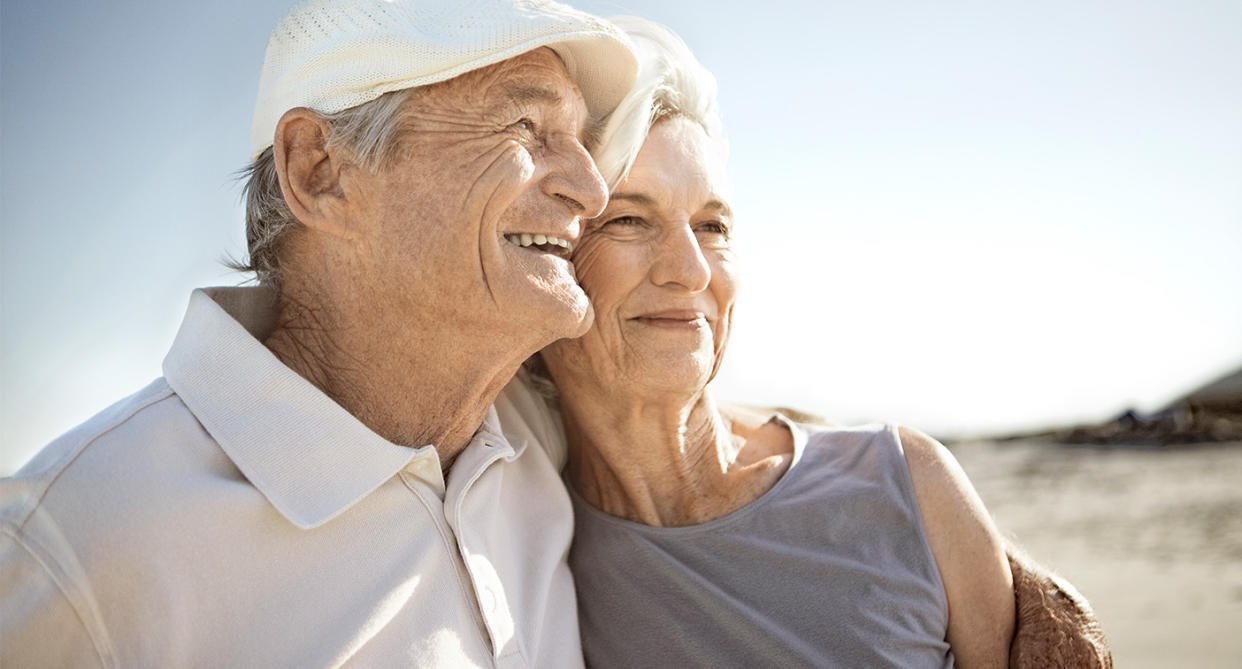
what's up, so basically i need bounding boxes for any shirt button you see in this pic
[480,586,497,613]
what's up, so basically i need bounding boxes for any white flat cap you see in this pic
[250,0,638,159]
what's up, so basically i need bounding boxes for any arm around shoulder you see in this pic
[1007,542,1113,668]
[898,426,1014,669]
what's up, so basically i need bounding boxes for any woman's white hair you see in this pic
[592,16,726,190]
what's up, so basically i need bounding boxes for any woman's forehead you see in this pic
[617,118,732,210]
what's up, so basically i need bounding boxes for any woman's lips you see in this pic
[632,310,709,329]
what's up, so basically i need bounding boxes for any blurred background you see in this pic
[3,1,1239,666]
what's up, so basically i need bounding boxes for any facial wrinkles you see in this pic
[468,143,535,301]
[388,51,590,305]
[564,223,703,392]
[600,200,730,323]
[363,135,515,306]
[654,127,736,367]
[383,106,517,241]
[402,50,585,182]
[555,120,738,394]
[468,59,593,210]
[564,232,646,383]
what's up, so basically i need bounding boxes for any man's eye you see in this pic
[696,221,729,235]
[512,118,536,133]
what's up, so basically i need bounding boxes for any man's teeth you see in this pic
[503,233,573,252]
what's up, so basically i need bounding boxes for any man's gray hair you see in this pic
[233,87,419,289]
[590,16,726,190]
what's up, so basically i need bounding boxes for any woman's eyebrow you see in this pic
[608,193,733,217]
[607,192,656,207]
[703,199,733,217]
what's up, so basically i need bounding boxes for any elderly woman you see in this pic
[521,16,1015,668]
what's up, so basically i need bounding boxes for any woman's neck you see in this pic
[560,386,793,527]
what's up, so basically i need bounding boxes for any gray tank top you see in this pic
[569,422,953,668]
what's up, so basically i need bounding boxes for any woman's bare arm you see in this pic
[899,426,1014,668]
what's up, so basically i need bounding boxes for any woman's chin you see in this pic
[627,355,716,395]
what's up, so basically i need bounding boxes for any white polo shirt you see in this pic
[0,287,582,668]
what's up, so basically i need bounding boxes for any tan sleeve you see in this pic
[1,529,110,668]
[1007,544,1113,668]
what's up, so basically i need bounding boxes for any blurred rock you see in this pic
[1058,365,1242,446]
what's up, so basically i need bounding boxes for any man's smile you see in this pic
[503,233,574,259]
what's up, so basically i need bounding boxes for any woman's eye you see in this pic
[603,215,643,227]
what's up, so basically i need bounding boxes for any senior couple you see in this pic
[1,0,1108,667]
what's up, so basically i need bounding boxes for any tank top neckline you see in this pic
[567,414,811,536]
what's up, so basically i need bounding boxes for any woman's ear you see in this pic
[271,107,355,239]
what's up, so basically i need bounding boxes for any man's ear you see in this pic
[272,107,356,239]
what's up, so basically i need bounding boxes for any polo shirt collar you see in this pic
[162,287,431,529]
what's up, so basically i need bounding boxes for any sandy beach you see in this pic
[950,438,1242,668]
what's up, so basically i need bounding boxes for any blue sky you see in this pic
[3,0,1240,472]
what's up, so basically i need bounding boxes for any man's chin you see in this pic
[565,299,594,339]
[494,249,592,339]
[515,279,593,342]
[547,284,594,340]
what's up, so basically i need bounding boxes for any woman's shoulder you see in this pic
[895,425,1016,666]
[794,420,904,465]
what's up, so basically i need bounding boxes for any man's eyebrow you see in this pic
[505,84,598,144]
[506,85,563,107]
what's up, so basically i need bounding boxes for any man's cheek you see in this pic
[466,151,536,224]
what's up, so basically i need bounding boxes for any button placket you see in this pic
[445,429,524,661]
[461,539,516,653]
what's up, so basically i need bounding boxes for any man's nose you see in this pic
[543,134,609,219]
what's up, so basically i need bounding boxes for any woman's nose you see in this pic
[650,224,711,293]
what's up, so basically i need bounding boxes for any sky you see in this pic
[3,0,1240,473]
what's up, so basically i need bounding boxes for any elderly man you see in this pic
[0,0,634,666]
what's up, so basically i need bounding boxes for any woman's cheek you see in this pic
[576,240,635,301]
[570,241,606,293]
